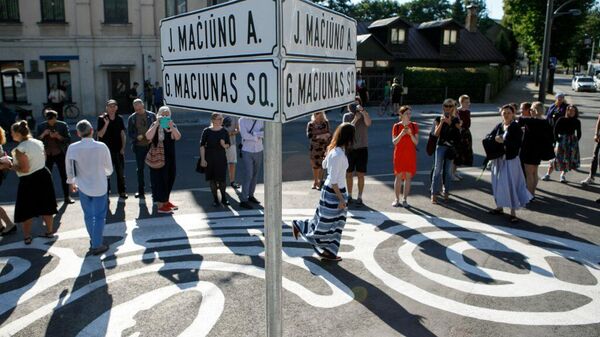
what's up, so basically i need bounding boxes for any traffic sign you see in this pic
[160,0,278,63]
[282,0,356,61]
[162,60,279,120]
[282,60,355,121]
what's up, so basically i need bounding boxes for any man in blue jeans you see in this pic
[127,99,156,198]
[66,120,113,255]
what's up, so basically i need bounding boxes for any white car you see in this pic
[572,76,597,92]
[595,74,600,90]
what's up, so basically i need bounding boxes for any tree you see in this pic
[451,0,467,23]
[352,0,401,22]
[398,0,452,23]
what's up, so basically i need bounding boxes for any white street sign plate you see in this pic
[282,0,356,61]
[160,0,278,63]
[282,60,355,121]
[162,60,279,120]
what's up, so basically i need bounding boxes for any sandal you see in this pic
[291,221,300,240]
[24,236,32,245]
[39,232,55,239]
[488,208,504,215]
[431,195,438,204]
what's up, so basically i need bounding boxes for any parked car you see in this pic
[594,74,600,90]
[572,76,597,92]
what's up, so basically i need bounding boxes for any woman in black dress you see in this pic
[200,113,231,207]
[518,101,554,196]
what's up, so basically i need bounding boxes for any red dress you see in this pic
[392,122,418,177]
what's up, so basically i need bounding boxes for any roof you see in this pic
[369,16,411,29]
[357,21,372,35]
[418,18,462,30]
[357,34,371,44]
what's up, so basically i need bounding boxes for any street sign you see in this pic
[162,60,279,120]
[160,0,278,63]
[282,60,355,121]
[282,0,356,61]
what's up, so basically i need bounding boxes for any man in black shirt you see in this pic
[97,99,127,199]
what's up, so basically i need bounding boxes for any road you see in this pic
[1,75,599,337]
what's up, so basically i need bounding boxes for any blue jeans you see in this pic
[80,192,108,249]
[431,145,453,195]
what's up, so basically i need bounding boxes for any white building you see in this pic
[0,0,220,119]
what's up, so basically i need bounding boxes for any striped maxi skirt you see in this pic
[293,185,348,257]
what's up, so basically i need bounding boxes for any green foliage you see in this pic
[397,0,452,23]
[352,0,401,21]
[402,66,512,103]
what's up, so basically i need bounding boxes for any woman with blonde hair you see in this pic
[199,113,231,207]
[306,111,331,190]
[10,121,57,244]
[518,101,554,196]
[392,106,418,207]
[430,98,461,204]
[0,126,16,235]
[292,123,354,261]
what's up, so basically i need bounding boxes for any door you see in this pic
[109,71,130,113]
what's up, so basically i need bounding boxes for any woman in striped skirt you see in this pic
[292,123,355,261]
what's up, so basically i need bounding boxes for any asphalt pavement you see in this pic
[1,75,599,337]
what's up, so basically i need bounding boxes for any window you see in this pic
[0,0,19,22]
[46,61,71,101]
[390,28,405,45]
[166,0,186,17]
[41,0,65,22]
[355,60,363,68]
[376,60,389,67]
[364,61,374,68]
[1,61,27,103]
[104,0,128,24]
[443,29,457,45]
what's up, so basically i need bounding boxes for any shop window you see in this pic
[1,61,27,103]
[166,0,186,17]
[41,0,65,22]
[104,0,128,23]
[0,0,20,22]
[443,29,457,45]
[391,28,405,44]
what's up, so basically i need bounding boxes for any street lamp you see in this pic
[538,0,581,100]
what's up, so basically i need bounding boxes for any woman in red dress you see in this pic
[392,106,419,207]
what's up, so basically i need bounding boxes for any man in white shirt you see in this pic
[238,117,264,209]
[66,120,113,255]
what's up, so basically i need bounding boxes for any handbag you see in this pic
[145,140,165,169]
[195,158,206,174]
[426,134,437,156]
[482,126,505,160]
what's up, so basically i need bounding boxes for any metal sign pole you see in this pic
[264,121,282,337]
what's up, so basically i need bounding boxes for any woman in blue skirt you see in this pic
[488,105,532,223]
[292,123,355,261]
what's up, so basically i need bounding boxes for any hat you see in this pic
[106,99,118,106]
[555,92,565,98]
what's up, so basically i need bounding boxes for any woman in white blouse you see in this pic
[10,121,57,244]
[292,123,355,261]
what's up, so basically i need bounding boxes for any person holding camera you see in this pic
[430,99,461,204]
[343,96,371,205]
[145,106,181,214]
[97,99,127,199]
[37,109,73,204]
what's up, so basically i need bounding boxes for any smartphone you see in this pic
[356,105,362,111]
[349,103,358,113]
[159,116,172,129]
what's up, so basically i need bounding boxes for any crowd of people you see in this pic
[0,90,598,261]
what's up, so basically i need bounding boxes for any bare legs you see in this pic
[0,206,15,232]
[21,215,54,239]
[524,164,539,195]
[228,163,236,184]
[394,173,413,205]
[346,172,365,200]
[310,160,321,188]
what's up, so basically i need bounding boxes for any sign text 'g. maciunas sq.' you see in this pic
[163,60,279,120]
[160,0,277,62]
[282,61,355,121]
[282,0,356,61]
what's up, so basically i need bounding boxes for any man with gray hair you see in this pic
[127,99,156,198]
[66,120,113,255]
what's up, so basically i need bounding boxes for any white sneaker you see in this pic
[581,177,594,185]
[560,174,567,183]
[541,174,551,181]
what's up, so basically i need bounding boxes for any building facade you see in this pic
[0,0,220,118]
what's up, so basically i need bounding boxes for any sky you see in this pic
[349,0,505,20]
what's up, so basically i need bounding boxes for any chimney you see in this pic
[465,3,479,32]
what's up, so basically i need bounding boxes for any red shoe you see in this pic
[165,201,178,210]
[157,205,173,214]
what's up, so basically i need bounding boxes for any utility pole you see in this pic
[538,0,554,102]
